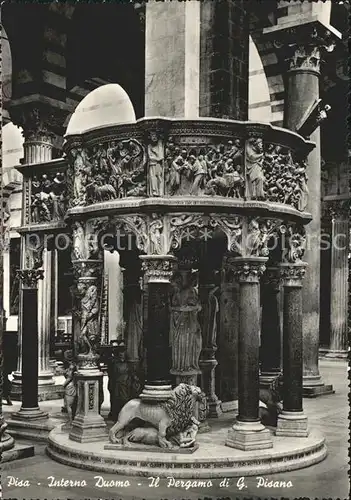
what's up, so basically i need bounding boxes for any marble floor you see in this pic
[2,359,349,500]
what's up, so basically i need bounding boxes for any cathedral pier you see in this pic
[264,21,339,397]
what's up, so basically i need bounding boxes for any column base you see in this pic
[303,375,334,398]
[259,370,281,388]
[207,398,223,418]
[139,382,174,402]
[7,408,55,442]
[11,407,49,420]
[276,410,309,437]
[320,349,348,360]
[10,381,64,402]
[0,430,15,452]
[38,369,56,385]
[225,420,273,451]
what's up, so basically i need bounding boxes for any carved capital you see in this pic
[17,268,44,289]
[10,103,69,142]
[71,260,103,282]
[140,255,177,283]
[279,262,307,288]
[226,256,267,284]
[273,24,338,74]
[324,199,350,222]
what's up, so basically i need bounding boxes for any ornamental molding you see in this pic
[17,268,44,289]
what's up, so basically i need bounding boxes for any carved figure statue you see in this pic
[190,154,207,195]
[107,341,131,421]
[63,363,77,426]
[148,215,164,255]
[259,373,283,427]
[147,131,165,196]
[108,383,203,448]
[245,137,265,200]
[170,271,202,376]
[76,282,100,356]
[71,147,90,206]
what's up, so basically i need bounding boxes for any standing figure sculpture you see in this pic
[147,131,165,196]
[63,362,78,427]
[245,137,265,200]
[76,282,100,356]
[107,340,131,421]
[170,271,202,385]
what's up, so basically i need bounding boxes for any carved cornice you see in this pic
[279,262,307,288]
[17,269,44,289]
[140,255,177,283]
[225,256,267,284]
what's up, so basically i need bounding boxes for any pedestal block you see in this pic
[226,420,273,451]
[276,410,309,437]
[69,367,108,443]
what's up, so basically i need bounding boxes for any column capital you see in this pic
[9,99,70,143]
[264,20,341,75]
[140,254,177,283]
[279,262,307,288]
[17,268,44,289]
[226,256,267,284]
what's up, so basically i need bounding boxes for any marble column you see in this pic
[69,258,108,443]
[138,255,176,402]
[218,254,239,408]
[11,269,48,421]
[327,212,349,357]
[226,257,273,451]
[120,250,144,395]
[9,106,60,400]
[280,26,336,397]
[276,263,309,437]
[260,267,282,386]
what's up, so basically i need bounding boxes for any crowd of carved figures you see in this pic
[28,134,310,223]
[30,171,66,223]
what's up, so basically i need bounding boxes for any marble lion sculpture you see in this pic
[108,383,203,449]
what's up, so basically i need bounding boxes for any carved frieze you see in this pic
[165,138,244,198]
[30,171,67,224]
[263,144,309,212]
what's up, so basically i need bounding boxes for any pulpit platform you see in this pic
[46,414,327,478]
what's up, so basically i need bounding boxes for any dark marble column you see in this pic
[226,257,272,451]
[139,255,176,402]
[12,269,48,420]
[276,263,309,437]
[260,267,282,386]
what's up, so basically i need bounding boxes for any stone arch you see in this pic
[66,3,145,118]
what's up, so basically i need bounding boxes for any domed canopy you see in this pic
[65,84,136,136]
